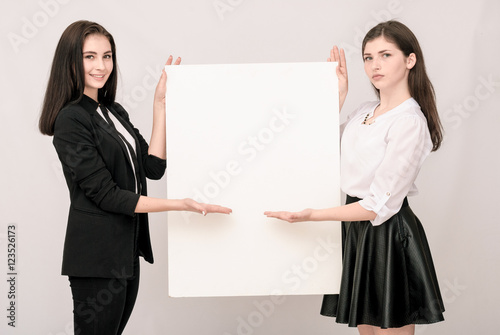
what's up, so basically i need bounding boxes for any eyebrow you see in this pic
[363,49,392,56]
[82,50,113,54]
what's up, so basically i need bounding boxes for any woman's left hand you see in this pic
[264,209,313,223]
[154,55,181,107]
[183,198,233,216]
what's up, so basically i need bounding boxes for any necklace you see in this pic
[362,113,369,124]
[362,105,379,125]
[362,113,374,125]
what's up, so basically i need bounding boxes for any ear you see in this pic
[406,53,416,70]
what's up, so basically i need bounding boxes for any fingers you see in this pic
[328,47,334,62]
[329,45,347,82]
[329,46,346,68]
[207,204,232,215]
[331,46,337,62]
[199,204,232,215]
[159,68,167,81]
[158,55,181,94]
[193,203,206,215]
[188,206,304,222]
[264,211,297,223]
[339,47,347,74]
[264,211,285,218]
[165,55,182,66]
[165,55,173,66]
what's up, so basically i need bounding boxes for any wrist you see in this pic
[307,208,316,221]
[153,103,166,112]
[169,199,188,211]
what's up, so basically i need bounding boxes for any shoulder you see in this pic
[390,98,426,123]
[54,99,98,134]
[386,99,431,142]
[55,103,91,129]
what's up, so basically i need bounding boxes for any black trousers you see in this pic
[68,258,140,335]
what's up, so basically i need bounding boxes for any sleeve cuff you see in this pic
[144,154,167,180]
[358,191,392,226]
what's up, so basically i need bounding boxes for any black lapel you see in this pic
[106,104,142,161]
[90,106,135,173]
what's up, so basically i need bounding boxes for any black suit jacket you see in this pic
[53,95,166,278]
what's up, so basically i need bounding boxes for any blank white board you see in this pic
[165,62,341,297]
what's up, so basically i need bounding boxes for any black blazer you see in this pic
[53,95,166,278]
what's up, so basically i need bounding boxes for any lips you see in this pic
[90,74,106,80]
[372,74,384,80]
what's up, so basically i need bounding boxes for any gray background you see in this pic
[1,0,498,334]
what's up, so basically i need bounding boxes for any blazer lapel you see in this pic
[93,110,135,172]
[106,105,142,161]
[106,105,145,194]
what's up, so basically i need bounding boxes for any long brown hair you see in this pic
[362,20,443,151]
[39,20,118,136]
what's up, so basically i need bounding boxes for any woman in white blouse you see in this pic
[265,20,445,334]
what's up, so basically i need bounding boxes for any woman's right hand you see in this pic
[183,198,232,216]
[328,46,348,112]
[154,55,182,108]
[264,208,313,223]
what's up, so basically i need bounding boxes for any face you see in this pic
[82,34,113,100]
[363,36,415,93]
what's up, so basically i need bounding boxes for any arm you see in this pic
[148,55,182,159]
[53,108,141,216]
[111,103,167,180]
[266,113,433,225]
[356,115,432,226]
[328,46,348,112]
[135,196,232,215]
[54,107,231,217]
[264,202,376,223]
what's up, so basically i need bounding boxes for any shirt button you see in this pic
[386,192,391,196]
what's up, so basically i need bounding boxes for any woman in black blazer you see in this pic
[39,20,231,335]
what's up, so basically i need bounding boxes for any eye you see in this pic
[363,56,372,62]
[84,55,94,60]
[382,53,391,58]
[104,54,112,59]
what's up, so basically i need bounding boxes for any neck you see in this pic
[378,85,412,112]
[84,88,98,102]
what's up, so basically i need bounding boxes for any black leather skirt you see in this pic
[320,195,445,328]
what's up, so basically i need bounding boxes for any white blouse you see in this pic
[97,106,139,193]
[340,98,433,226]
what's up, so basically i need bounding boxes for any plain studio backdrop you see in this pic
[1,0,498,334]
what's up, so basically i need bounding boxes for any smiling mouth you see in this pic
[90,74,106,79]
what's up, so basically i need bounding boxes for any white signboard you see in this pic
[166,62,342,297]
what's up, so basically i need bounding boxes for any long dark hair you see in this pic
[39,20,118,136]
[362,20,443,151]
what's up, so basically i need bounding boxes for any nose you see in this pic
[95,57,105,70]
[372,57,381,71]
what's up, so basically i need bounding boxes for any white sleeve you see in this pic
[358,115,433,226]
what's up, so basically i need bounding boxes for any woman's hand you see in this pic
[149,55,181,159]
[264,209,313,223]
[183,198,232,216]
[328,46,348,112]
[154,55,181,108]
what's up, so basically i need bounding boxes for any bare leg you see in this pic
[375,324,415,335]
[358,325,376,335]
[358,324,415,335]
